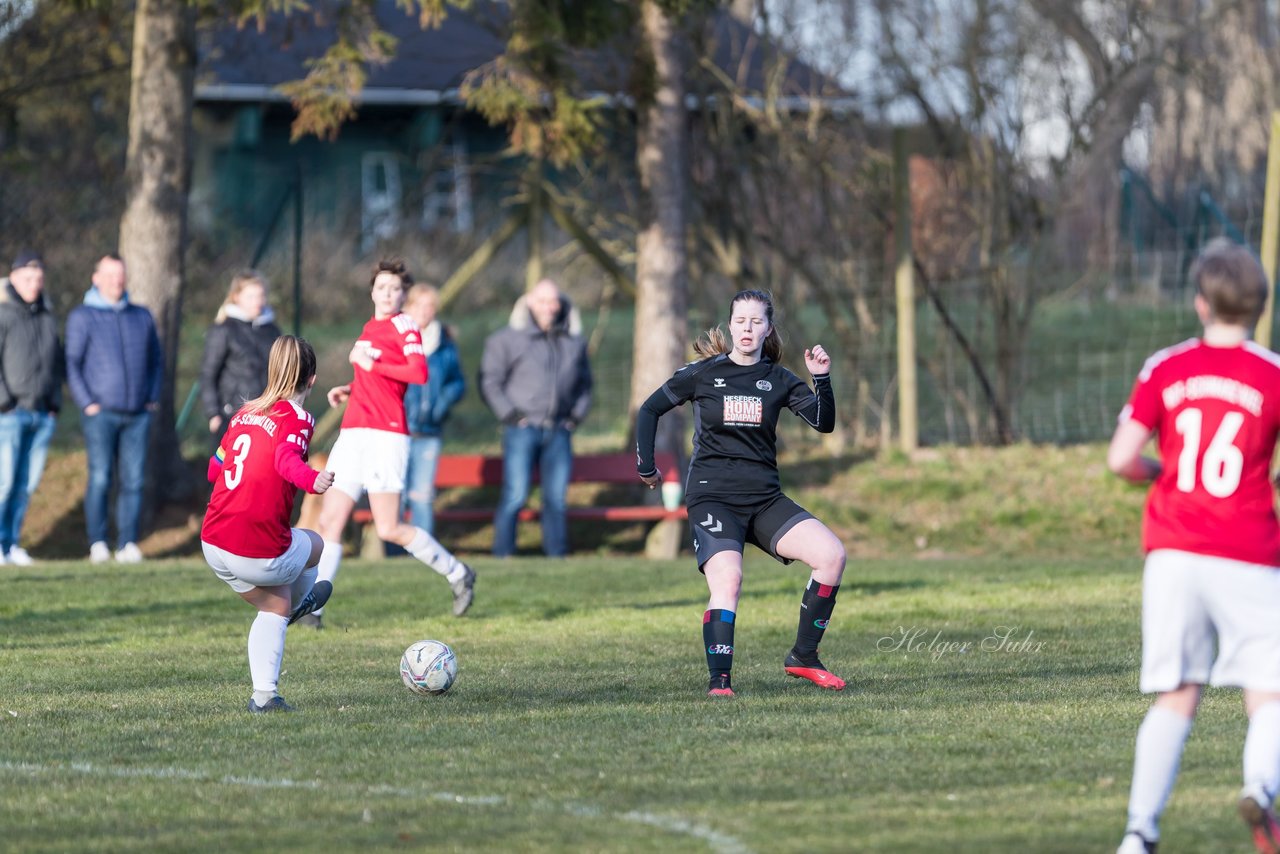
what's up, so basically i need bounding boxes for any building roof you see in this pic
[196,0,853,111]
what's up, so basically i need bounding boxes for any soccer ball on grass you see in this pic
[400,640,458,695]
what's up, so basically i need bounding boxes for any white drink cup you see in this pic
[661,479,683,512]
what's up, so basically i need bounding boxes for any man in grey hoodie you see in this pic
[480,279,593,557]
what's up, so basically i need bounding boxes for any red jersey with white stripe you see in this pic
[340,313,428,434]
[202,400,317,558]
[1121,338,1280,566]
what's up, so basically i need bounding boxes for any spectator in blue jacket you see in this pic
[65,254,163,564]
[401,284,466,534]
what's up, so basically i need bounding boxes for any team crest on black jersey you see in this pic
[756,380,772,391]
[723,395,763,426]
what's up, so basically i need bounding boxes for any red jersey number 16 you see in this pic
[1174,408,1244,498]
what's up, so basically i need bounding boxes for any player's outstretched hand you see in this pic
[327,384,351,408]
[313,470,335,493]
[804,344,831,375]
[639,471,661,489]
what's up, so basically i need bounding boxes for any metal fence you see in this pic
[768,247,1230,449]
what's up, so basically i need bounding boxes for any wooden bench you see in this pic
[349,450,687,526]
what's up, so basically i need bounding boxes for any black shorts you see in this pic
[686,493,814,570]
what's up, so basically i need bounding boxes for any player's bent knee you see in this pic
[316,510,347,539]
[374,520,408,544]
[303,530,324,566]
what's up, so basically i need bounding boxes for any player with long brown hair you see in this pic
[635,289,845,697]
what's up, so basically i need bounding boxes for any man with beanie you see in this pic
[0,250,63,565]
[65,254,163,564]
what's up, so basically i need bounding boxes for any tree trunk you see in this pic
[118,0,197,503]
[632,1,689,559]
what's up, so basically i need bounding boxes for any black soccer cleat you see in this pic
[450,563,476,616]
[707,673,735,697]
[1116,831,1158,854]
[247,695,295,714]
[288,580,331,626]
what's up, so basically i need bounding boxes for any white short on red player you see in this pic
[327,428,410,498]
[1140,549,1280,693]
[202,528,314,594]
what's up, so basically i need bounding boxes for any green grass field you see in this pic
[0,552,1267,852]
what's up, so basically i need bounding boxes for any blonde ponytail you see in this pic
[241,336,317,416]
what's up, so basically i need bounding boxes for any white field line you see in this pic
[0,759,752,854]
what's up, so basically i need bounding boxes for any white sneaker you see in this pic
[7,546,33,566]
[89,541,111,564]
[115,543,143,563]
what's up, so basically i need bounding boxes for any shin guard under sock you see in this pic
[703,609,736,678]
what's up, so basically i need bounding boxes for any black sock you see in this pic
[793,579,838,661]
[703,609,735,678]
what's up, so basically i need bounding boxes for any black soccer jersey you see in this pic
[636,354,835,500]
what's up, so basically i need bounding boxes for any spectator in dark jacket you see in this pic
[65,253,163,565]
[0,250,63,566]
[479,279,592,557]
[199,270,282,440]
[402,283,466,535]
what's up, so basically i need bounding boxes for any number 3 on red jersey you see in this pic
[223,434,252,490]
[1174,407,1244,497]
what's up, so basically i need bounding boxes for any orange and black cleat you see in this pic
[784,650,846,690]
[1240,792,1280,854]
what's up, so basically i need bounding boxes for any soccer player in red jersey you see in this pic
[201,336,335,713]
[635,289,845,697]
[1111,239,1280,854]
[291,259,474,629]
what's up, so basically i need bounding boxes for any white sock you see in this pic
[315,540,343,584]
[312,540,343,616]
[407,527,463,580]
[1125,704,1194,841]
[247,612,289,695]
[1244,702,1280,804]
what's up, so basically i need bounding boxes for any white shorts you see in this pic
[1141,549,1280,693]
[327,428,410,499]
[203,529,314,594]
